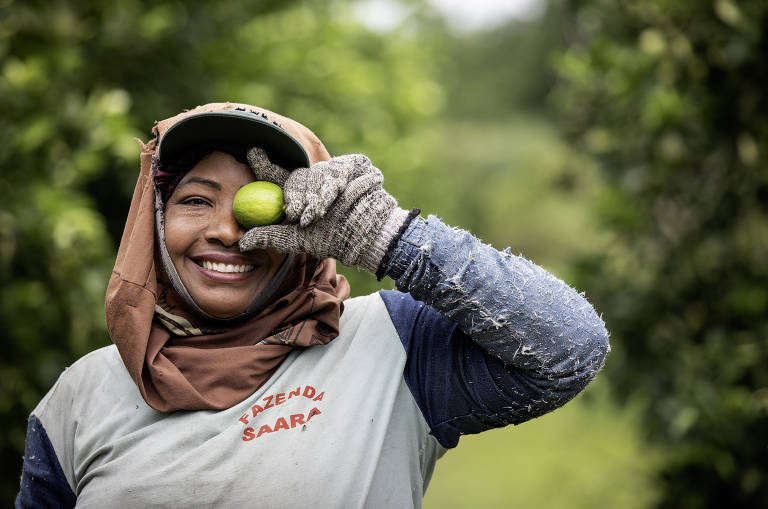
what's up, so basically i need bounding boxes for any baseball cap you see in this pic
[157,108,310,170]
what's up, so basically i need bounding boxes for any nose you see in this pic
[204,203,245,247]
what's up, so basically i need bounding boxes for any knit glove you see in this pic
[239,148,415,274]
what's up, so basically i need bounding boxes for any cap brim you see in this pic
[158,110,310,170]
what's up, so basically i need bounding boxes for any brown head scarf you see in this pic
[105,102,350,412]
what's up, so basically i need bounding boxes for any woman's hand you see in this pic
[239,148,411,274]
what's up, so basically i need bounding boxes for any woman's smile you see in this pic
[191,255,257,282]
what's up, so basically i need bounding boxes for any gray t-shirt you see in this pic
[32,293,445,508]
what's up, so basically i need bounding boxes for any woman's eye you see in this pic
[183,198,209,206]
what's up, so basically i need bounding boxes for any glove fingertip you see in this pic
[239,229,267,248]
[285,201,304,223]
[299,211,315,228]
[239,227,286,253]
[247,147,290,185]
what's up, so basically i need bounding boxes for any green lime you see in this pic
[233,181,285,228]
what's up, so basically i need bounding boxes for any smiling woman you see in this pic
[16,102,610,508]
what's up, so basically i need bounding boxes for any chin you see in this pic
[199,301,250,319]
[191,289,252,318]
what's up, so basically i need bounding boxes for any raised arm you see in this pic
[388,214,610,389]
[238,151,610,446]
[377,215,610,445]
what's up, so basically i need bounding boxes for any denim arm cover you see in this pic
[381,215,610,448]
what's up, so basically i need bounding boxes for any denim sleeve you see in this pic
[382,215,610,447]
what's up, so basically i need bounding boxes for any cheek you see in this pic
[164,209,205,259]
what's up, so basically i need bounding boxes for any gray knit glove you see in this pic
[239,148,413,274]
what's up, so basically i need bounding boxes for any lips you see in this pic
[190,253,262,282]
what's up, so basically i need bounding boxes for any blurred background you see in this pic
[1,0,766,506]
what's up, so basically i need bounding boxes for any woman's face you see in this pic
[164,151,287,318]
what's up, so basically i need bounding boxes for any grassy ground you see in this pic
[423,376,663,509]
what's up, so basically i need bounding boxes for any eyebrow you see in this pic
[176,176,222,191]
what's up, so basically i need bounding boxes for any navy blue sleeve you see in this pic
[381,290,561,449]
[16,415,76,509]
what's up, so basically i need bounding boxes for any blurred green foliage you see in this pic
[551,0,768,506]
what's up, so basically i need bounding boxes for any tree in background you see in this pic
[552,0,768,506]
[0,0,444,499]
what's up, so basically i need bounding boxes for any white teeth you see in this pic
[201,260,254,273]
